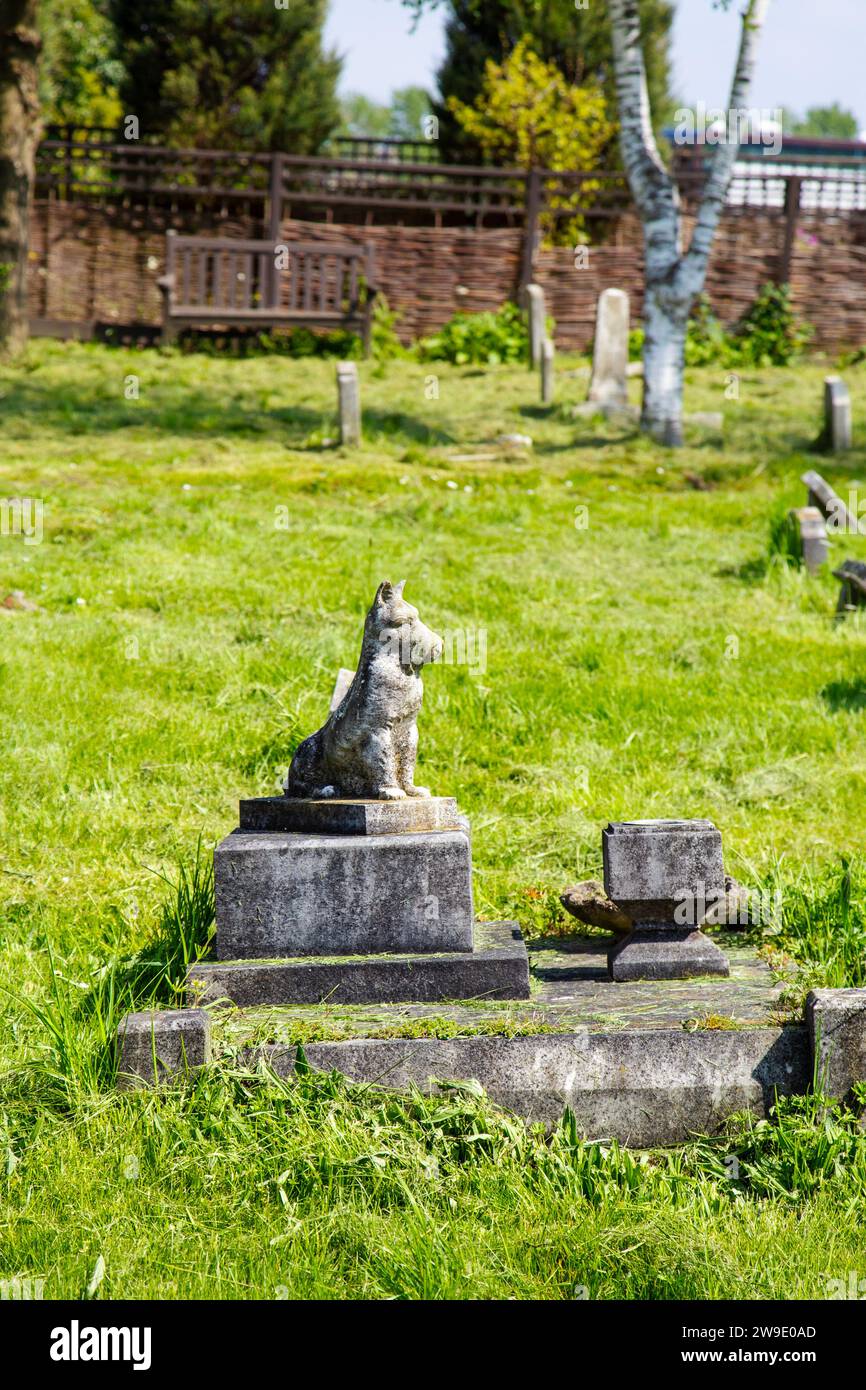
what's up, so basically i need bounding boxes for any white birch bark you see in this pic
[608,0,770,445]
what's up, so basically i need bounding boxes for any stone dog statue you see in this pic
[286,580,443,800]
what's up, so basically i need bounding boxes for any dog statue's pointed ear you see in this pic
[393,579,407,598]
[375,580,393,605]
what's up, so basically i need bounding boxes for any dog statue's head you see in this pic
[367,580,444,671]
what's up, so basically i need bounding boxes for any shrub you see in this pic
[417,300,531,366]
[446,38,614,247]
[732,282,812,366]
[628,287,812,369]
[370,296,406,361]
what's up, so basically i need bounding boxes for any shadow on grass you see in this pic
[821,678,866,712]
[362,408,456,447]
[0,379,456,451]
[0,379,329,441]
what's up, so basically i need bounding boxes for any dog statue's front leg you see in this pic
[363,730,407,799]
[397,720,431,797]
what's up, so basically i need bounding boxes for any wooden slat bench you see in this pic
[157,231,378,353]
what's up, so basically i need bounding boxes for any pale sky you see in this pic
[324,0,866,131]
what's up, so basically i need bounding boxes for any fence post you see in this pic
[267,153,284,307]
[268,152,284,243]
[779,175,802,285]
[520,168,542,290]
[65,123,74,202]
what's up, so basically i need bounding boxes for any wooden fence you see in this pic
[29,135,866,350]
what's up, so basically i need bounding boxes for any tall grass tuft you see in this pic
[3,843,214,1105]
[764,857,866,989]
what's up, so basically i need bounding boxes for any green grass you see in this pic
[1,339,865,1299]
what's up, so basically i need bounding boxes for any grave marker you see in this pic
[337,361,361,446]
[802,468,858,533]
[524,283,546,369]
[788,505,829,573]
[833,559,866,616]
[823,376,852,452]
[588,288,629,406]
[541,337,554,405]
[603,819,730,982]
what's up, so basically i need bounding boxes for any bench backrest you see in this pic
[165,234,374,315]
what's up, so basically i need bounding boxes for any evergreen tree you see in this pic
[40,0,123,129]
[788,104,859,140]
[109,0,341,151]
[403,0,673,162]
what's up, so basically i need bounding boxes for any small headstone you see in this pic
[540,337,554,405]
[330,666,355,713]
[336,361,361,447]
[524,283,546,369]
[823,376,852,452]
[495,432,533,453]
[802,468,858,533]
[788,505,829,573]
[602,819,730,982]
[833,559,866,617]
[588,288,629,406]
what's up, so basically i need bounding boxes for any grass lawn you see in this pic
[1,339,865,1299]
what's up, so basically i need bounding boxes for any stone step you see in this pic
[189,920,530,1007]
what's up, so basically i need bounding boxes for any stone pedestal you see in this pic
[833,559,866,616]
[540,336,555,404]
[525,283,546,369]
[603,819,730,982]
[588,288,629,406]
[207,796,530,1004]
[337,361,361,446]
[823,375,852,452]
[788,505,828,573]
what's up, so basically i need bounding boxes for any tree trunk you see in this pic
[608,0,770,444]
[641,286,688,446]
[0,1,41,356]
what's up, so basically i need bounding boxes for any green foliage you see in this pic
[108,0,341,151]
[447,38,613,244]
[733,283,813,367]
[417,300,530,365]
[338,87,435,143]
[767,859,866,990]
[767,505,803,570]
[403,0,674,163]
[39,0,124,128]
[338,93,392,141]
[628,287,812,369]
[786,103,859,140]
[717,1092,866,1203]
[2,343,866,1296]
[370,297,407,362]
[169,301,402,363]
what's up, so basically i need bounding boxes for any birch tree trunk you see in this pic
[0,0,41,356]
[608,0,770,445]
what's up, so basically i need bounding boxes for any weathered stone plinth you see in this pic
[209,796,529,1005]
[189,920,529,1006]
[215,825,474,959]
[117,1009,211,1089]
[239,795,461,836]
[603,819,730,982]
[608,924,731,982]
[806,988,866,1102]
